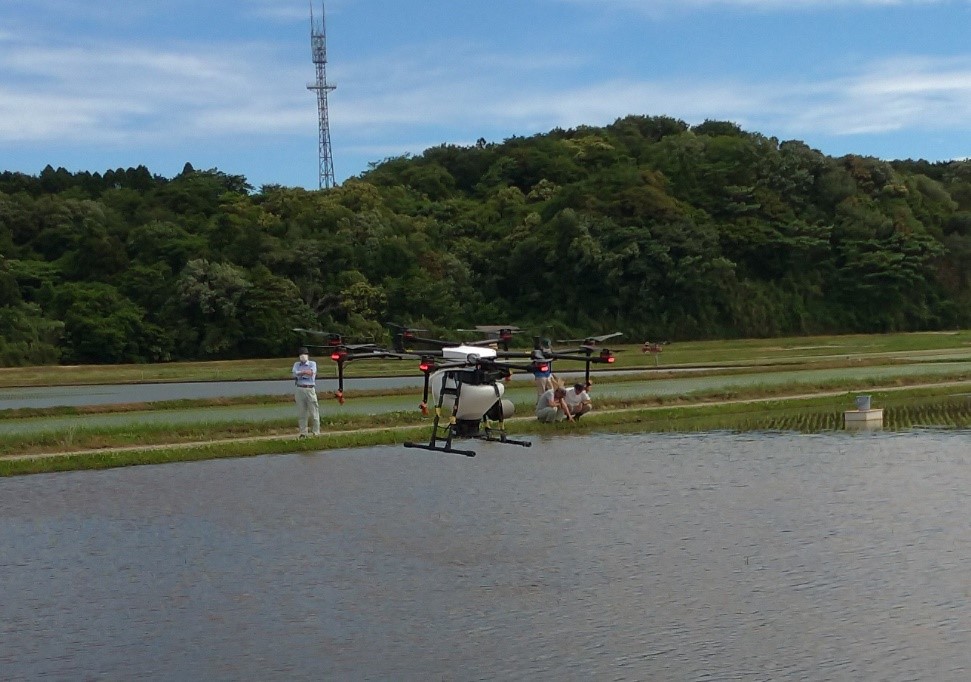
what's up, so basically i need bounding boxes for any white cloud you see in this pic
[330,50,971,154]
[0,87,149,142]
[243,0,358,23]
[555,0,949,8]
[0,34,311,146]
[783,57,971,136]
[549,0,957,21]
[320,46,971,169]
[3,4,971,169]
[244,1,312,23]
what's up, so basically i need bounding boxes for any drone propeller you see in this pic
[456,325,522,338]
[386,322,429,336]
[293,327,337,336]
[581,343,625,353]
[555,332,623,346]
[473,325,522,334]
[293,327,345,346]
[456,325,523,350]
[343,343,382,351]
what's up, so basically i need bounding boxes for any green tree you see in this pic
[50,282,161,363]
[172,259,252,357]
[237,266,313,357]
[0,302,62,365]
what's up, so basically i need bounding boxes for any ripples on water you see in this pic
[2,430,971,680]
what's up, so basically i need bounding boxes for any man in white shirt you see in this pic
[291,347,320,437]
[563,382,592,419]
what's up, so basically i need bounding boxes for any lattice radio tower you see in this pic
[308,2,336,189]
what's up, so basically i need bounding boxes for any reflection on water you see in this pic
[2,430,971,680]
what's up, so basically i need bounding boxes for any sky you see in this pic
[2,0,971,190]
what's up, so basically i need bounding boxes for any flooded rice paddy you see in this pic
[2,430,971,680]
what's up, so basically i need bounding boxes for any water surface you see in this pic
[2,431,970,680]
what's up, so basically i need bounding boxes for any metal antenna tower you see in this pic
[308,2,336,189]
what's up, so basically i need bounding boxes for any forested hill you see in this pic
[3,115,971,365]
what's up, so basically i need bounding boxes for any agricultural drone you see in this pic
[293,325,620,457]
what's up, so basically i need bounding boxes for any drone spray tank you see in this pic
[428,345,515,423]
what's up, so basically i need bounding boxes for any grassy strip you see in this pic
[4,329,971,388]
[0,409,431,457]
[0,386,424,421]
[0,425,429,477]
[587,392,971,434]
[0,394,293,420]
[0,356,431,387]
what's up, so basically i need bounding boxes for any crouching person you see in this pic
[564,382,592,420]
[536,387,573,423]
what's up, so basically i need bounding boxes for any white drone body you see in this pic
[430,345,515,422]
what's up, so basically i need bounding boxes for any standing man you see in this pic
[563,382,593,420]
[292,347,320,438]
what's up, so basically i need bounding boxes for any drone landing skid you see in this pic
[403,441,477,458]
[404,430,531,458]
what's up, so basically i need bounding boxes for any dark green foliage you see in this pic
[2,118,971,365]
[49,282,161,363]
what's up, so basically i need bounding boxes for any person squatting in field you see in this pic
[563,382,592,419]
[535,386,573,423]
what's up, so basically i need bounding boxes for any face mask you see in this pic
[299,354,309,363]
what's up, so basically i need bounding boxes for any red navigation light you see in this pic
[538,363,549,373]
[600,349,615,363]
[330,351,345,362]
[419,359,435,372]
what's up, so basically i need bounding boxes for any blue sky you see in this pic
[2,0,971,190]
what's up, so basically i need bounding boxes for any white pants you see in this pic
[295,386,320,435]
[535,376,553,395]
[536,406,566,423]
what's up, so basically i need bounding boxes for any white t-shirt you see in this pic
[563,388,590,408]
